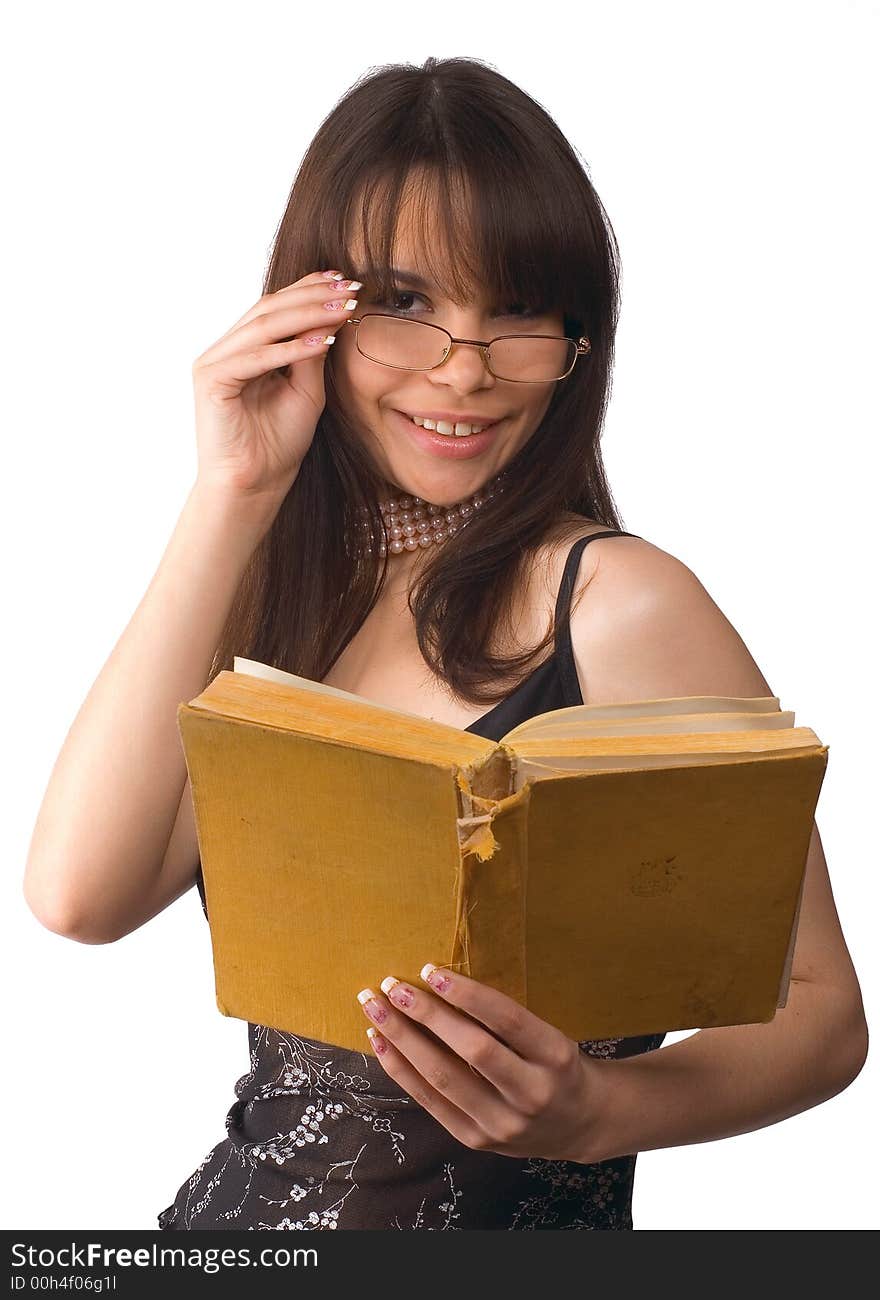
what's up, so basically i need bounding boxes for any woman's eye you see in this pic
[372,290,422,313]
[500,302,539,318]
[372,291,539,319]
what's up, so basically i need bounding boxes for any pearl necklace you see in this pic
[356,469,510,557]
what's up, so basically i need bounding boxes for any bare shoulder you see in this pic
[568,532,776,706]
[529,517,632,607]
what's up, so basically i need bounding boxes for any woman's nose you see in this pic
[429,339,495,389]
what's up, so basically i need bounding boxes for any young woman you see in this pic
[24,57,867,1231]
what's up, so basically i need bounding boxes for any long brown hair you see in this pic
[209,56,625,709]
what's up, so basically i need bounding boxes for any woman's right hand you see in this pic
[191,268,360,502]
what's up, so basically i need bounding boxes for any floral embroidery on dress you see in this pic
[157,1023,664,1231]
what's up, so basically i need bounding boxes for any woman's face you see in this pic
[330,232,564,509]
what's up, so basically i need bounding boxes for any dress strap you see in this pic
[553,530,639,702]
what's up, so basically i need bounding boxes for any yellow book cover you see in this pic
[177,657,828,1052]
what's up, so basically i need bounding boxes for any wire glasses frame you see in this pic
[344,313,591,384]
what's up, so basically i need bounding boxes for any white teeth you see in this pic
[409,414,489,437]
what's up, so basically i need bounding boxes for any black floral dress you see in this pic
[157,532,667,1230]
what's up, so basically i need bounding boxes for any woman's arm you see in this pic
[567,538,869,1165]
[23,482,281,943]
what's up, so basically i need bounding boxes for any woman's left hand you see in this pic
[356,964,608,1163]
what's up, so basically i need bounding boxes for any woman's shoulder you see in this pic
[560,521,774,706]
[560,515,691,589]
[534,513,671,603]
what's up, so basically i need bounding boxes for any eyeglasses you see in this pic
[344,313,591,383]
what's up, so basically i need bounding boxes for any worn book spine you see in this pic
[453,761,532,1006]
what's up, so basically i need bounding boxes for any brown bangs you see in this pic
[330,162,586,328]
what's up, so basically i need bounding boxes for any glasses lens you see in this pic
[355,315,577,381]
[357,316,448,369]
[488,335,576,382]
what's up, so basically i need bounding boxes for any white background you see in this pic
[4,0,876,1231]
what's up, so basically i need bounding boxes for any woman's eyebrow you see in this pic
[359,266,494,304]
[348,266,434,290]
[389,268,433,289]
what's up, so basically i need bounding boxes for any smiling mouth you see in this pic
[399,411,500,438]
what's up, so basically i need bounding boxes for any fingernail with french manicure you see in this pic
[420,963,453,993]
[380,976,414,1008]
[356,988,388,1023]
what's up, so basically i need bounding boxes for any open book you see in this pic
[176,655,828,1053]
